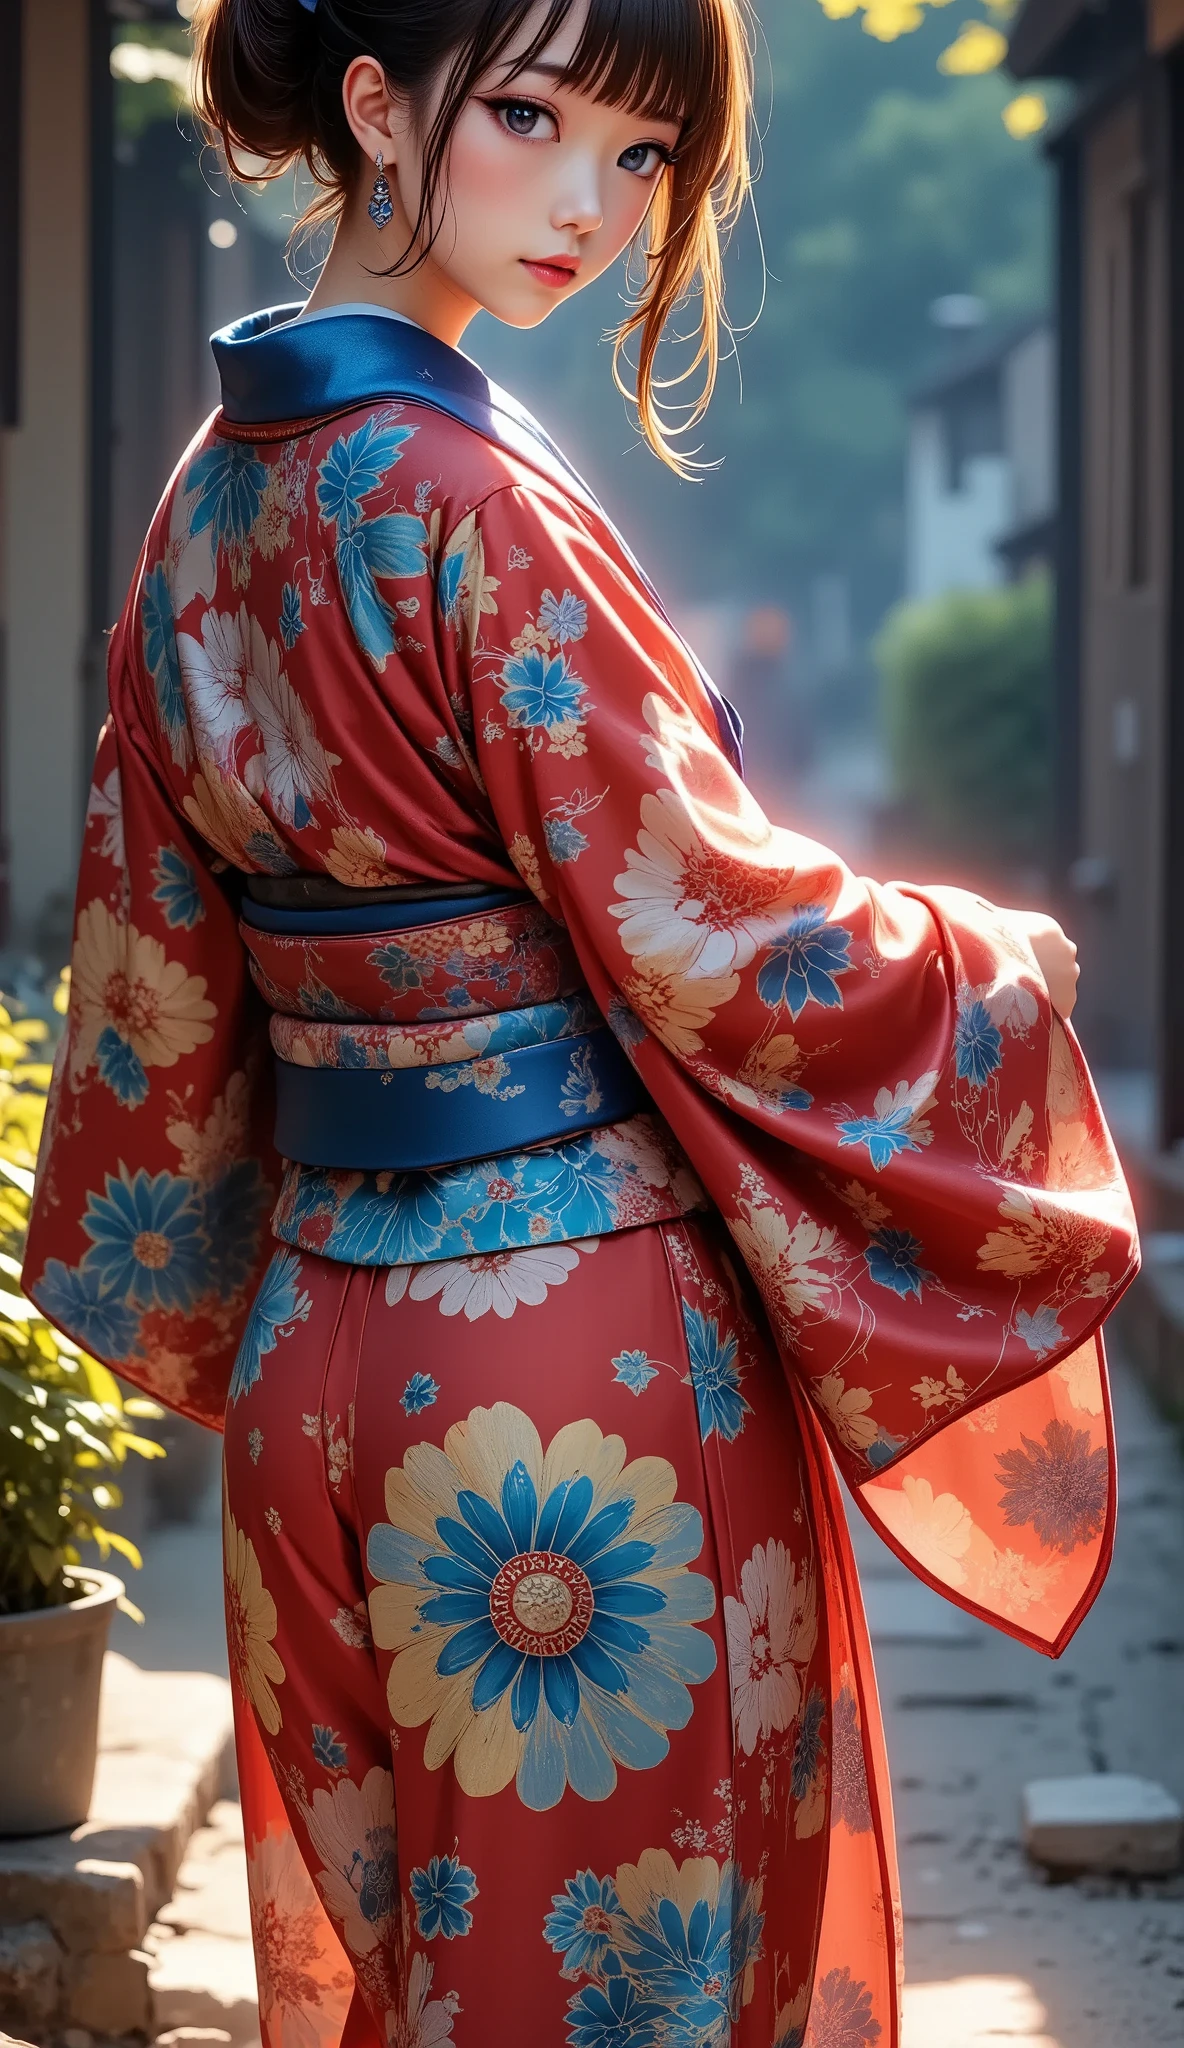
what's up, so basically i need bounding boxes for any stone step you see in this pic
[0,1654,236,2043]
[1022,1773,1184,1875]
[147,1802,258,2048]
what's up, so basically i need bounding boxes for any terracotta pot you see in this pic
[0,1569,124,1836]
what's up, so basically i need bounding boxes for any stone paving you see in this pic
[66,1339,1184,2047]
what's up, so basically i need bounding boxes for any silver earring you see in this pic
[368,153,393,231]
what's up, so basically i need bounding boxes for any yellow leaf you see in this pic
[0,1156,35,1197]
[862,0,925,37]
[938,20,1008,71]
[1003,91,1048,137]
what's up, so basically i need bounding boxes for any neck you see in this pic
[301,188,480,351]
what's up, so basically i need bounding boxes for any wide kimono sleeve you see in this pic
[23,601,279,1431]
[457,480,1140,1656]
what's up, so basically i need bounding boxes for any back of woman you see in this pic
[25,4,1138,2047]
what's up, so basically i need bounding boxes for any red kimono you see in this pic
[26,307,1137,2048]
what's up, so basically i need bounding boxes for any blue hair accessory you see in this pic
[297,0,318,13]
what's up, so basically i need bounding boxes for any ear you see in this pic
[341,54,407,165]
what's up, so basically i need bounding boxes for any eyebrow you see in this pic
[497,60,684,125]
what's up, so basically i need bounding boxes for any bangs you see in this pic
[499,0,713,125]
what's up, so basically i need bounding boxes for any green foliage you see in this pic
[0,983,163,1618]
[875,571,1052,864]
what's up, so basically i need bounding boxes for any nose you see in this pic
[551,152,604,239]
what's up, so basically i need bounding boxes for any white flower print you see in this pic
[386,1950,460,2048]
[612,789,800,980]
[725,1539,818,1756]
[86,765,125,868]
[177,604,253,762]
[384,1240,596,1320]
[242,616,340,827]
[330,1602,371,1649]
[302,1766,398,1957]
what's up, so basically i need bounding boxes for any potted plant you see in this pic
[0,980,163,1836]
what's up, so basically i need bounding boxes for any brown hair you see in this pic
[191,0,753,470]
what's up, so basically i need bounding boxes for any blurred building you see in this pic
[905,319,1056,599]
[1009,0,1184,1152]
[0,0,290,958]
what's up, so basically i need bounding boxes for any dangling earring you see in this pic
[368,154,393,231]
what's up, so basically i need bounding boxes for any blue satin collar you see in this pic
[210,304,744,771]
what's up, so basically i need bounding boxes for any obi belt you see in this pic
[240,883,707,1268]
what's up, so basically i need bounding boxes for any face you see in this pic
[381,3,684,329]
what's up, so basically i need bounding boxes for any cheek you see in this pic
[583,175,664,275]
[443,116,538,243]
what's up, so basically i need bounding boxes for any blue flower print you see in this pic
[612,1350,658,1396]
[410,1852,478,1940]
[835,1076,936,1173]
[791,1685,826,1799]
[335,513,429,667]
[316,419,427,667]
[80,1167,206,1312]
[370,940,429,998]
[401,1372,440,1416]
[681,1303,751,1444]
[229,1250,313,1402]
[279,581,305,649]
[544,814,590,864]
[538,587,588,644]
[609,1855,765,2048]
[366,1404,717,1811]
[315,416,416,529]
[499,647,586,731]
[33,1259,138,1358]
[152,845,205,930]
[756,907,852,1019]
[836,1107,918,1171]
[565,1967,663,2048]
[312,1724,348,1771]
[954,998,1003,1088]
[186,439,267,551]
[1016,1304,1066,1357]
[141,563,188,766]
[863,1227,934,1300]
[202,1158,268,1294]
[544,1871,621,1975]
[95,1025,148,1108]
[243,831,297,876]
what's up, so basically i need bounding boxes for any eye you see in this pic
[617,141,673,178]
[487,98,559,142]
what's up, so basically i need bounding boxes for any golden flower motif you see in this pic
[322,825,404,890]
[223,1493,286,1733]
[623,961,739,1056]
[811,1370,879,1452]
[978,1188,1109,1280]
[253,466,292,561]
[507,832,544,898]
[71,899,216,1079]
[183,752,276,866]
[730,1199,839,1323]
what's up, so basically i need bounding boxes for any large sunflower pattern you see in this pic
[366,1402,717,1811]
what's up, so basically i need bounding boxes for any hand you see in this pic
[1004,908,1080,1019]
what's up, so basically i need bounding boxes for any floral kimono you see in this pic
[26,306,1137,2048]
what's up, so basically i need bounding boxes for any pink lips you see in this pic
[521,257,580,289]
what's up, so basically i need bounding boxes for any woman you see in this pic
[26,3,1137,2044]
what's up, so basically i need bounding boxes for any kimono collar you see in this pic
[212,303,594,503]
[210,304,745,772]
